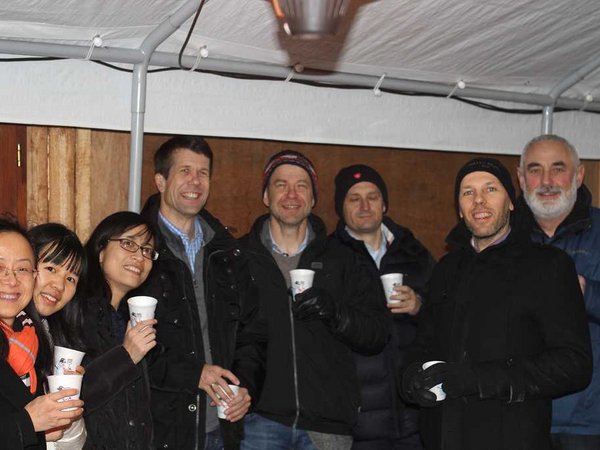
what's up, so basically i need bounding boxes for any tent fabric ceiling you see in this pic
[0,0,599,157]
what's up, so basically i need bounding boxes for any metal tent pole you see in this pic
[541,52,600,133]
[127,0,202,212]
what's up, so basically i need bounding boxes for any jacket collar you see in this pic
[248,213,327,248]
[334,216,424,258]
[445,212,527,256]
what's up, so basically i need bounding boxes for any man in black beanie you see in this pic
[332,164,435,449]
[400,157,592,450]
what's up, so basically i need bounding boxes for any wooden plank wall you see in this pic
[25,127,600,259]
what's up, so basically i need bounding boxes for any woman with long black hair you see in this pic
[78,211,158,449]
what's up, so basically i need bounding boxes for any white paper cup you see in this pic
[422,360,446,401]
[289,269,315,299]
[47,374,83,410]
[127,296,158,326]
[380,273,404,304]
[53,346,85,375]
[216,384,240,419]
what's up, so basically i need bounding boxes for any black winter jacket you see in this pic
[139,194,259,450]
[238,214,391,435]
[0,360,45,450]
[81,295,153,450]
[334,217,434,450]
[403,222,592,450]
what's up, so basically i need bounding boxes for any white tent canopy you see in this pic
[1,0,599,202]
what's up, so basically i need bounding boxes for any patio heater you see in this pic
[270,0,351,38]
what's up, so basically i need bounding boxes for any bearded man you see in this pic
[517,135,600,450]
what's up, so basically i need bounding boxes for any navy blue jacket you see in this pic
[518,185,600,435]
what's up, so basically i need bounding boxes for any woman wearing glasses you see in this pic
[28,223,87,449]
[78,211,158,449]
[0,218,84,449]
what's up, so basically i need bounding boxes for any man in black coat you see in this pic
[137,136,257,449]
[401,158,592,450]
[237,150,391,450]
[332,164,435,450]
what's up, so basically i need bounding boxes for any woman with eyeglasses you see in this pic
[78,211,158,449]
[28,223,87,449]
[0,218,84,450]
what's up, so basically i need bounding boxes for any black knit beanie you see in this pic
[262,150,318,203]
[334,164,389,218]
[454,157,516,205]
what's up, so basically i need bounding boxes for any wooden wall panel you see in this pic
[75,129,92,240]
[27,127,49,227]
[583,160,599,202]
[0,125,27,223]
[47,128,76,228]
[87,130,130,240]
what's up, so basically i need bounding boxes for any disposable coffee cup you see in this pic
[289,269,315,300]
[217,384,240,419]
[380,273,404,304]
[53,346,85,375]
[127,296,158,326]
[47,374,83,411]
[422,360,446,401]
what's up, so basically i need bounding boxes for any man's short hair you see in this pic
[154,136,213,178]
[520,134,580,169]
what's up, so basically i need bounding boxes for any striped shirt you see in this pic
[159,212,204,272]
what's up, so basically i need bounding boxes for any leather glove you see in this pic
[400,362,439,408]
[422,362,478,399]
[292,287,338,323]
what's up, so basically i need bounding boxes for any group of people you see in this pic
[0,133,597,450]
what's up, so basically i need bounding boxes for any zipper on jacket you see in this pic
[288,295,301,428]
[195,393,200,449]
[247,246,303,429]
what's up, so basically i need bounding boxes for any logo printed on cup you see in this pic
[53,346,85,375]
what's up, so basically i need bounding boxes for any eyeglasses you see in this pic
[108,238,159,261]
[0,265,37,281]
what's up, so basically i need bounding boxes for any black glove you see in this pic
[421,362,478,399]
[400,362,439,408]
[292,287,338,323]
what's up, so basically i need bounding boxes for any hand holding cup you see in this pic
[122,319,157,364]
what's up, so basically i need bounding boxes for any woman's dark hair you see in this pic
[28,223,87,351]
[83,211,156,302]
[0,218,52,378]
